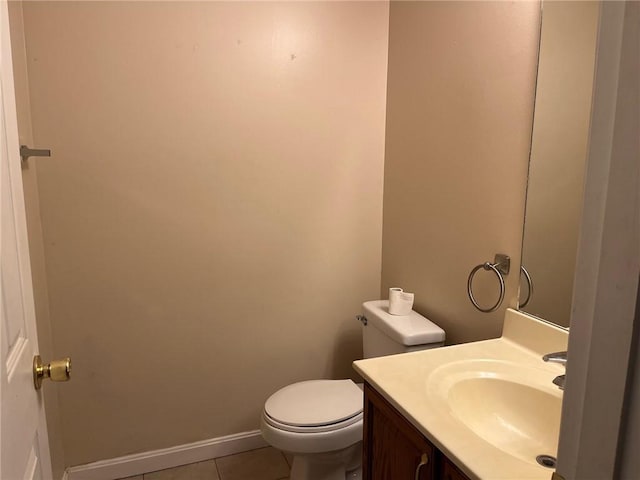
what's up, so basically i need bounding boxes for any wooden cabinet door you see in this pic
[441,457,470,480]
[363,383,435,480]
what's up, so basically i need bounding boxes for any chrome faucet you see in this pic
[543,351,567,390]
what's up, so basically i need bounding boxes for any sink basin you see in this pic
[448,377,561,462]
[427,359,563,465]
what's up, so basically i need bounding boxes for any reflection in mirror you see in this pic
[520,1,600,328]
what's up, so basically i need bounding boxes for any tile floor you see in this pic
[118,447,291,480]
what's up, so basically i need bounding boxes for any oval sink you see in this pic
[448,377,561,462]
[427,359,563,465]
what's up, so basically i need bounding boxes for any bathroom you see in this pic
[1,1,638,480]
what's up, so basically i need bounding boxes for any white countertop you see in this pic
[353,309,569,480]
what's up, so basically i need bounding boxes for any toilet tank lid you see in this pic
[363,300,445,346]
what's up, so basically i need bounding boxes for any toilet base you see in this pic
[289,442,361,480]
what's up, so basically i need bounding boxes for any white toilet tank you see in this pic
[361,300,445,358]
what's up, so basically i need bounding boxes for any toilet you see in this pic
[260,300,445,480]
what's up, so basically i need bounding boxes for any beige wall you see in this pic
[521,1,599,327]
[19,1,388,466]
[381,1,541,344]
[15,0,548,469]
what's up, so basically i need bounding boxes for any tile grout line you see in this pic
[280,449,292,469]
[278,449,291,480]
[121,446,290,480]
[213,456,223,480]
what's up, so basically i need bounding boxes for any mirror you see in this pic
[519,1,600,327]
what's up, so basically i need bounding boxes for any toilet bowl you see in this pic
[260,300,445,480]
[261,380,363,480]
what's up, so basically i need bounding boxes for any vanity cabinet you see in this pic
[363,383,471,480]
[441,458,471,480]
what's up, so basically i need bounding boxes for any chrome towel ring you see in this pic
[467,254,510,313]
[519,265,534,308]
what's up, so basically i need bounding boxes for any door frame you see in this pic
[556,1,640,478]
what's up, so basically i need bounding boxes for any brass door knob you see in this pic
[33,355,71,390]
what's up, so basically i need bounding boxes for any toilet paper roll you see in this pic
[389,287,414,315]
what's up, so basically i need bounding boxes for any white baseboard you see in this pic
[65,430,268,480]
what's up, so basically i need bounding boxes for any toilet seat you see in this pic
[264,379,363,429]
[260,379,364,454]
[261,411,363,455]
[263,410,363,434]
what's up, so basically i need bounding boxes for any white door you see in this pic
[0,1,53,479]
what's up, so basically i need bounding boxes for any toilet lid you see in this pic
[264,380,363,427]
